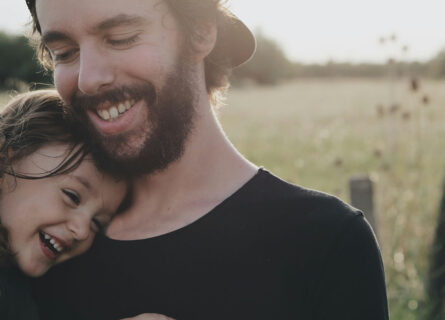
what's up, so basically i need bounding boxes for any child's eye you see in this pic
[62,189,81,206]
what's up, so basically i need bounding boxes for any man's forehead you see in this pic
[31,0,256,68]
[36,0,165,32]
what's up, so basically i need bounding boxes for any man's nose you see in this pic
[77,45,115,95]
[67,213,91,242]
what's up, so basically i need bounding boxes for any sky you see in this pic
[1,0,445,64]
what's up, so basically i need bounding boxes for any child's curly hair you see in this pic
[0,90,90,267]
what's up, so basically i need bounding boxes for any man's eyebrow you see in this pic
[41,31,72,47]
[96,14,148,31]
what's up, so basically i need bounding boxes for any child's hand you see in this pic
[121,313,174,320]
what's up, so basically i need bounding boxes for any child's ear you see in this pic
[190,20,218,63]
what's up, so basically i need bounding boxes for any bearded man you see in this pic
[26,0,389,319]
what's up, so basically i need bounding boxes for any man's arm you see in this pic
[312,214,389,320]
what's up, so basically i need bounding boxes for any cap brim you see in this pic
[212,15,256,68]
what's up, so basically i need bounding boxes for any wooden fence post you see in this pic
[349,175,378,236]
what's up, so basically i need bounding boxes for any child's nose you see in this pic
[67,213,91,241]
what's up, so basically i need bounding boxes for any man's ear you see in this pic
[190,20,217,62]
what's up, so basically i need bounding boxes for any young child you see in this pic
[0,90,128,319]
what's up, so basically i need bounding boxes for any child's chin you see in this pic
[19,262,50,278]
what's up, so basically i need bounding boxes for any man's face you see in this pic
[36,0,198,175]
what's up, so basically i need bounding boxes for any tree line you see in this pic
[232,31,445,84]
[1,30,445,90]
[0,32,51,90]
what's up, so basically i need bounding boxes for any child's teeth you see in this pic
[41,232,64,253]
[118,103,126,113]
[125,101,131,110]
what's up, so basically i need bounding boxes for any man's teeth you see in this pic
[98,109,110,120]
[97,100,135,121]
[109,107,118,119]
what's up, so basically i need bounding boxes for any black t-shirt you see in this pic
[0,267,39,320]
[32,169,389,320]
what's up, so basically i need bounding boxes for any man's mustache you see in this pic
[69,83,157,113]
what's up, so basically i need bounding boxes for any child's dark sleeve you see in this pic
[0,268,40,320]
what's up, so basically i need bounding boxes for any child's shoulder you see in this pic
[0,267,39,320]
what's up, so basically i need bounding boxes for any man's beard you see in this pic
[69,62,197,178]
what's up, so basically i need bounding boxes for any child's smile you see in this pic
[0,143,127,277]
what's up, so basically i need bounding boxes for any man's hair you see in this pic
[28,0,235,105]
[0,90,89,266]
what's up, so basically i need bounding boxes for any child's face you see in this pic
[0,144,127,277]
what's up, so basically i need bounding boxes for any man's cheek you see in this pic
[54,67,78,103]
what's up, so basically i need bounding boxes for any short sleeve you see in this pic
[312,214,389,320]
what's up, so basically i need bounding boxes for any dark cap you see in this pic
[25,0,255,68]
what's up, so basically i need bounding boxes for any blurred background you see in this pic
[2,0,445,319]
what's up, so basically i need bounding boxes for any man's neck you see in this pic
[107,97,257,240]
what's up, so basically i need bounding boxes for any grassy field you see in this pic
[2,78,444,319]
[221,78,445,320]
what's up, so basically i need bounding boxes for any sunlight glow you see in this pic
[228,0,445,63]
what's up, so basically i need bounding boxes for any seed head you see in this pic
[410,78,419,92]
[389,104,400,114]
[402,111,411,121]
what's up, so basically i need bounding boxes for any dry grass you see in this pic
[1,78,443,319]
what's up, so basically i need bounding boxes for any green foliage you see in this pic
[232,31,293,85]
[293,61,428,78]
[231,31,432,85]
[0,31,52,90]
[428,50,445,79]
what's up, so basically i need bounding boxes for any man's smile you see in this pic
[96,99,136,121]
[87,99,146,136]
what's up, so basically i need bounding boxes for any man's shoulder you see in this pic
[240,168,362,225]
[228,169,372,265]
